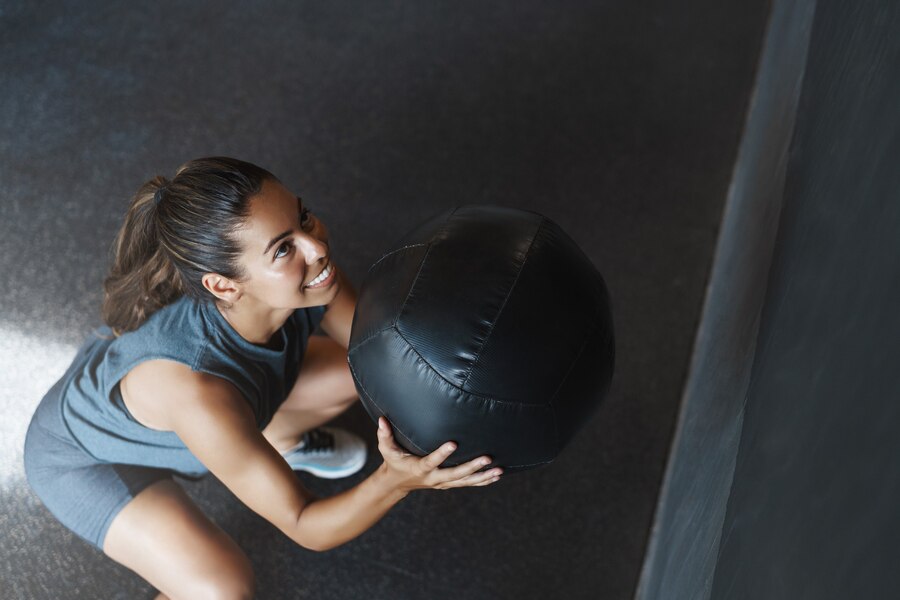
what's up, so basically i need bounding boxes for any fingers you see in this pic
[438,466,503,489]
[443,455,495,480]
[376,417,407,456]
[422,440,459,470]
[376,417,503,489]
[419,437,499,482]
[471,475,501,487]
[430,454,503,488]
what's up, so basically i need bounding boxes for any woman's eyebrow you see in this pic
[264,230,292,255]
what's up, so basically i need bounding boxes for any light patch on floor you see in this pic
[0,322,75,491]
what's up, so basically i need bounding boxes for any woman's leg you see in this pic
[103,478,255,600]
[261,335,359,452]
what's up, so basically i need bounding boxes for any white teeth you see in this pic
[306,263,332,287]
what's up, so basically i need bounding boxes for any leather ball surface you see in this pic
[347,205,615,473]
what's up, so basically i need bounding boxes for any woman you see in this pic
[23,157,503,599]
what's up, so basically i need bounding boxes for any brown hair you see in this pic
[101,156,277,336]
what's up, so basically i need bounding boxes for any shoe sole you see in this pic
[292,449,368,479]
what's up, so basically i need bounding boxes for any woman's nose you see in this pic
[297,233,328,263]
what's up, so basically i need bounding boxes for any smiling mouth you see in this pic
[304,261,335,289]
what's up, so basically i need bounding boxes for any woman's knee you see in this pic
[146,539,255,600]
[103,479,256,600]
[192,557,256,600]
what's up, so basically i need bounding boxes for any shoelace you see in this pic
[297,428,335,454]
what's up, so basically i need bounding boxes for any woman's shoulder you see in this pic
[86,297,209,388]
[114,295,210,349]
[119,357,242,431]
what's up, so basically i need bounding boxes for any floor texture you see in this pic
[0,1,767,598]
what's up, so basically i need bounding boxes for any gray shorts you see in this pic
[23,346,193,552]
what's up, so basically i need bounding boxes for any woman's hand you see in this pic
[376,416,503,494]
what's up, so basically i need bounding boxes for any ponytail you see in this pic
[101,176,185,336]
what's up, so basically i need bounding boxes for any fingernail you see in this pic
[378,418,384,430]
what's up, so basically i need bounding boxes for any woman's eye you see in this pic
[275,241,292,259]
[300,207,313,229]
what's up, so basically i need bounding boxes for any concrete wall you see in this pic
[635,1,815,597]
[710,1,900,597]
[638,0,900,597]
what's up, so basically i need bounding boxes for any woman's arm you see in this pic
[318,265,357,350]
[166,367,405,552]
[298,417,504,552]
[164,363,500,551]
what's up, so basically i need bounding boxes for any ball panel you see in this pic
[348,327,559,470]
[349,326,453,455]
[463,218,607,401]
[398,206,544,390]
[349,243,430,349]
[551,290,616,449]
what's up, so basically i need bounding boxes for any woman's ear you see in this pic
[201,273,243,303]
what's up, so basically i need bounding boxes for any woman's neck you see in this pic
[215,301,292,348]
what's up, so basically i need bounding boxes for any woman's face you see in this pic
[231,178,340,310]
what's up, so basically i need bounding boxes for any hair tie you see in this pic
[153,185,166,206]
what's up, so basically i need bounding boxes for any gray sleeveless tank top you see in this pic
[58,296,327,476]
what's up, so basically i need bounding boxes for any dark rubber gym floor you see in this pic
[0,2,768,598]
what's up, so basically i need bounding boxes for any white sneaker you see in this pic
[279,427,368,479]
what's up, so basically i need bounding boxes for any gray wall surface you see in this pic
[637,0,900,598]
[711,1,900,597]
[635,1,816,597]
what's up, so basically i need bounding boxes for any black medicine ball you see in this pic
[347,205,615,474]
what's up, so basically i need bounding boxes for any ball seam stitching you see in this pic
[347,355,429,455]
[460,216,546,390]
[366,243,428,273]
[350,330,557,468]
[392,325,546,406]
[394,206,460,329]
